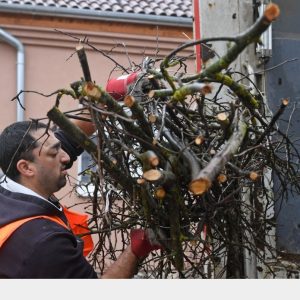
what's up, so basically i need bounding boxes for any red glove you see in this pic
[106,72,139,101]
[130,228,162,259]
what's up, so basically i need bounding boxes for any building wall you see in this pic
[0,15,194,211]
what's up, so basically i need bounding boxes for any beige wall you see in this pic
[0,21,195,210]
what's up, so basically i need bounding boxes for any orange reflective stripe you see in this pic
[0,215,69,248]
[62,206,94,257]
[0,210,94,257]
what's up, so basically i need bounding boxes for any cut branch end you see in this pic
[148,114,157,123]
[143,169,162,182]
[189,178,212,195]
[217,112,228,122]
[137,178,146,185]
[201,84,213,95]
[217,174,227,183]
[249,171,259,181]
[264,3,280,22]
[195,135,204,145]
[124,95,135,107]
[155,187,166,199]
[83,82,101,99]
[282,98,289,106]
[148,90,156,98]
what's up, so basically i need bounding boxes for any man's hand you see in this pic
[130,228,162,259]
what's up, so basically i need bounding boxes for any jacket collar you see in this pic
[0,176,62,211]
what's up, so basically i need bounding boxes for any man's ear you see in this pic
[16,159,35,178]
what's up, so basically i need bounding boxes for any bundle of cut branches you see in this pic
[36,3,299,278]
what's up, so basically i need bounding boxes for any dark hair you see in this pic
[0,121,48,181]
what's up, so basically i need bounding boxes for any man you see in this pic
[0,119,160,278]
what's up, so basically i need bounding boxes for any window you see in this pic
[76,150,98,197]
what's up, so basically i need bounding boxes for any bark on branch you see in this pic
[47,106,134,194]
[189,111,249,195]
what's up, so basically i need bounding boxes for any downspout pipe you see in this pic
[0,28,25,121]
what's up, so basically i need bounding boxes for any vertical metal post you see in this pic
[192,0,202,72]
[193,0,261,278]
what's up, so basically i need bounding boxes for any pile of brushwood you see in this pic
[17,3,300,278]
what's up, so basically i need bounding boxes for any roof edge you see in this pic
[0,4,193,28]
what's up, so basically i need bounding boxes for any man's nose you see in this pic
[61,149,71,165]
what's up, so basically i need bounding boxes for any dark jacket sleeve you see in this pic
[25,230,98,278]
[54,129,84,169]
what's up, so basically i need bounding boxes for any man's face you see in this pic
[29,129,70,198]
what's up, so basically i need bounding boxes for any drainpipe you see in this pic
[0,28,25,121]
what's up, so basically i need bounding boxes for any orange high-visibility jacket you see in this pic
[0,206,93,257]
